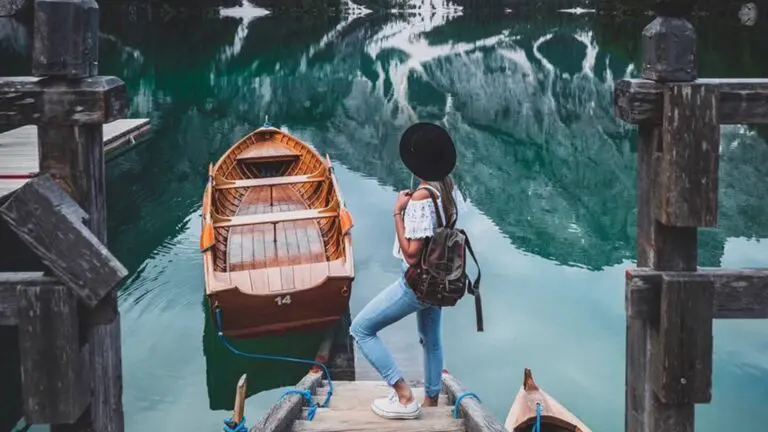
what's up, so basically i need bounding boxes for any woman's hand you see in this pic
[394,190,412,214]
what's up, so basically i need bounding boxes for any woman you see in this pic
[350,122,463,420]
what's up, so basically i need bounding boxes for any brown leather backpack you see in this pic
[403,187,483,331]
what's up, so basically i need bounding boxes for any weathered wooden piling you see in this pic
[0,0,129,430]
[614,3,768,431]
[0,0,27,16]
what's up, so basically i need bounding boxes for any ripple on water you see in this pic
[119,214,204,320]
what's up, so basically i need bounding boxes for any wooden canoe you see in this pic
[200,126,355,339]
[504,368,592,432]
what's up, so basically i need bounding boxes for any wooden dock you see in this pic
[0,118,150,197]
[243,322,507,432]
[252,370,505,432]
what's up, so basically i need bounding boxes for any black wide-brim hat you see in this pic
[399,122,457,182]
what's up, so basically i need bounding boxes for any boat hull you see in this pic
[208,276,352,339]
[504,368,592,432]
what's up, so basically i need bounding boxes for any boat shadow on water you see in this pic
[200,296,355,412]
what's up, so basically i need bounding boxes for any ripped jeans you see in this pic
[349,263,443,398]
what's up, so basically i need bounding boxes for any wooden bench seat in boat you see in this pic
[212,207,338,228]
[210,259,349,293]
[213,173,324,190]
[235,140,300,162]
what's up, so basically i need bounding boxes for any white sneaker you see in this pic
[371,390,422,420]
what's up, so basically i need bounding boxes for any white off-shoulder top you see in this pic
[392,185,467,262]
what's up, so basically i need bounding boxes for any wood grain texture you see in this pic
[5,2,129,431]
[442,371,506,432]
[228,185,326,273]
[230,374,248,427]
[652,275,713,404]
[504,369,592,431]
[624,15,700,430]
[292,408,463,432]
[33,0,99,78]
[0,0,26,16]
[17,282,89,424]
[251,371,324,432]
[614,78,768,125]
[236,138,300,162]
[313,387,447,410]
[0,76,127,125]
[38,125,107,240]
[0,272,58,325]
[214,207,337,229]
[204,127,354,339]
[658,83,719,227]
[647,221,698,431]
[625,317,651,432]
[214,174,323,190]
[635,124,661,269]
[625,121,658,432]
[0,174,128,307]
[89,317,124,432]
[641,17,697,82]
[0,119,151,199]
[626,268,768,320]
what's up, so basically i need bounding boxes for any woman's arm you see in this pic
[395,213,424,265]
[394,189,431,265]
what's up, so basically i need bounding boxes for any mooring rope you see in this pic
[280,389,319,420]
[222,416,247,432]
[533,401,542,432]
[213,306,333,428]
[452,391,481,419]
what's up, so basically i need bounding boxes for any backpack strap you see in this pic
[415,186,444,228]
[460,229,483,332]
[416,185,459,229]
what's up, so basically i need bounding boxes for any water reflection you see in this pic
[98,7,767,271]
[200,300,329,410]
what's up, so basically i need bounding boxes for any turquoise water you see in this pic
[2,5,768,431]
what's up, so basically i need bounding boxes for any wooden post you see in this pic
[227,374,248,430]
[30,1,124,430]
[624,4,717,431]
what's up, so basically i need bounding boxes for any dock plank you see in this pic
[313,382,448,410]
[0,179,28,198]
[293,407,464,432]
[293,381,462,432]
[0,119,151,197]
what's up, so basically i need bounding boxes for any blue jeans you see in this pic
[350,267,443,398]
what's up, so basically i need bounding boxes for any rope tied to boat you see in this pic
[452,391,481,419]
[222,416,247,432]
[533,401,542,432]
[280,389,319,421]
[213,306,334,423]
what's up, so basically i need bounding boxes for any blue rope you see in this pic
[222,416,247,432]
[452,391,481,419]
[280,389,318,420]
[532,401,542,432]
[213,307,333,421]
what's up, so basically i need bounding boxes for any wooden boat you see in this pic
[200,126,355,339]
[504,368,592,432]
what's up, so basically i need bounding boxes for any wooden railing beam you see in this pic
[0,76,126,126]
[627,268,768,320]
[615,78,768,125]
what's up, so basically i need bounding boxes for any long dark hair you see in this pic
[425,175,458,225]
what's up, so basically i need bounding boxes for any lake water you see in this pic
[2,3,768,431]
